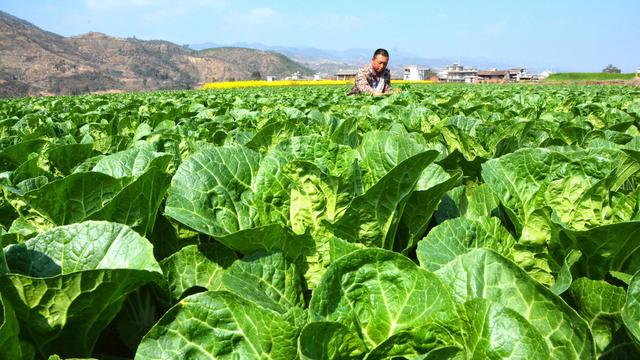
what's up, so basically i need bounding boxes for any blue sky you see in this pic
[2,0,639,72]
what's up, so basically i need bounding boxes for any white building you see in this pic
[285,71,301,81]
[403,66,432,80]
[509,68,528,81]
[538,70,553,80]
[437,63,478,83]
[335,69,358,81]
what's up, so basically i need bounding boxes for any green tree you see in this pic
[250,70,262,80]
[602,64,622,73]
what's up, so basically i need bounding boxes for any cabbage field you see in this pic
[2,84,640,359]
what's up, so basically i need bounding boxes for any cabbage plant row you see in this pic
[1,85,640,359]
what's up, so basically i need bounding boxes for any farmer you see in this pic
[348,48,396,96]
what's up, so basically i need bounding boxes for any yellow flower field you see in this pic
[201,79,433,89]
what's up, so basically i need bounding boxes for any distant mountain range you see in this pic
[0,11,313,98]
[190,42,556,75]
[0,9,564,99]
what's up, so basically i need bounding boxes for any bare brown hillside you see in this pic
[0,11,313,98]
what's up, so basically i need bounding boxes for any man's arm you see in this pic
[355,67,377,95]
[382,70,393,94]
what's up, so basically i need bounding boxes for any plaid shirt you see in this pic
[349,64,392,95]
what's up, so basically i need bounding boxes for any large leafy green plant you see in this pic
[2,84,640,359]
[0,221,162,358]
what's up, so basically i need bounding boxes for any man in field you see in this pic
[348,48,396,96]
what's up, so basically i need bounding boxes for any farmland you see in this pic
[545,72,636,82]
[2,83,640,359]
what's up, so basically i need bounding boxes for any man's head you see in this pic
[371,48,389,74]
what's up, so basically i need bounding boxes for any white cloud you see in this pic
[220,7,286,33]
[242,7,285,24]
[143,8,189,23]
[81,0,228,26]
[248,7,280,19]
[486,21,507,35]
[206,7,376,49]
[315,12,363,31]
[222,8,363,31]
[83,0,226,12]
[191,0,228,6]
[83,0,156,11]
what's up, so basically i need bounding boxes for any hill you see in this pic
[198,47,314,80]
[190,42,550,75]
[0,11,313,98]
[545,72,636,82]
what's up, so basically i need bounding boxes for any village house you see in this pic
[477,69,509,83]
[437,63,478,83]
[285,71,301,81]
[403,66,434,80]
[335,69,358,81]
[538,70,553,80]
[476,68,537,82]
[508,68,529,81]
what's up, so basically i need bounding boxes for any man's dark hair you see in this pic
[372,48,389,59]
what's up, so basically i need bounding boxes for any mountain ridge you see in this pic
[0,11,313,98]
[190,41,556,74]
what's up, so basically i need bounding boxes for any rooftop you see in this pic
[477,70,509,76]
[335,70,358,76]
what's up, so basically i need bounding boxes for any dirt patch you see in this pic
[628,78,640,86]
[542,79,640,86]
